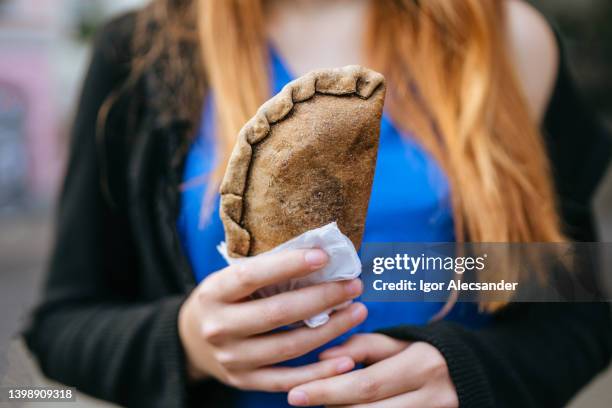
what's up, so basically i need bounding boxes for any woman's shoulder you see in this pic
[504,0,559,122]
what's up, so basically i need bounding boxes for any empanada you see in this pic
[220,65,385,257]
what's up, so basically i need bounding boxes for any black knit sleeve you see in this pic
[22,14,192,408]
[379,24,612,408]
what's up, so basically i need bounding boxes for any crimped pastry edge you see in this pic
[219,65,386,257]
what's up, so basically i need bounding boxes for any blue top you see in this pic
[177,50,487,407]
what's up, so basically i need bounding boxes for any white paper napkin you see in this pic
[217,222,362,327]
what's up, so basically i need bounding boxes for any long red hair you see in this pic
[196,0,563,240]
[129,0,564,308]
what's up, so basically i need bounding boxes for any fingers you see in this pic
[287,348,425,406]
[328,390,429,408]
[221,303,368,369]
[329,383,459,408]
[319,333,408,365]
[206,249,329,301]
[229,356,356,393]
[209,279,362,339]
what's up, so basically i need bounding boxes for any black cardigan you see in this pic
[24,12,612,408]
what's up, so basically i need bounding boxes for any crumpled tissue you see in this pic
[217,222,362,328]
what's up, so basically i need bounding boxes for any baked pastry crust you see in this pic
[220,65,386,257]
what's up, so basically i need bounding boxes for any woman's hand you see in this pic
[178,249,368,392]
[287,333,458,408]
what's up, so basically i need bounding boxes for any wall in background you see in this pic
[0,0,148,212]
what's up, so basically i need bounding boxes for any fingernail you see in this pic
[344,279,362,296]
[304,249,327,267]
[351,303,367,322]
[336,357,354,373]
[288,390,309,406]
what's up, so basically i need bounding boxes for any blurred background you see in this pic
[0,0,610,406]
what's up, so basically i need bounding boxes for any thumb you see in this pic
[319,333,409,365]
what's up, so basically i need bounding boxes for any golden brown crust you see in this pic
[220,66,385,257]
